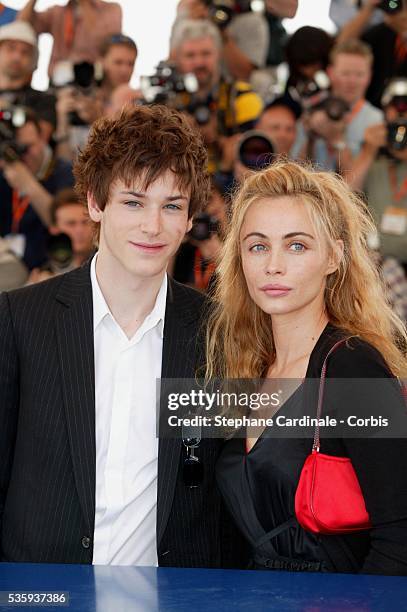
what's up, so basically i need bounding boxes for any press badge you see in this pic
[380,207,407,236]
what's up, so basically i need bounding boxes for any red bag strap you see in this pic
[312,338,350,452]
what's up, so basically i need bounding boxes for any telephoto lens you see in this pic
[238,131,275,170]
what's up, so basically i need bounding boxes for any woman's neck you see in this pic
[270,306,329,376]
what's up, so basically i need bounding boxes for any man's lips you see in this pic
[129,241,167,252]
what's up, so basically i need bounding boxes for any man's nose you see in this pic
[140,209,162,236]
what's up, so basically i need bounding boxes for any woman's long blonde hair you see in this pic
[205,160,407,379]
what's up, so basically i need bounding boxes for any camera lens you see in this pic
[238,131,274,170]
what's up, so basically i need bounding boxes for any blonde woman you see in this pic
[208,160,407,575]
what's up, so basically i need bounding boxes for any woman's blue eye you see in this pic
[289,242,306,252]
[250,244,267,252]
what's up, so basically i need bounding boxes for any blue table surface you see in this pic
[0,563,406,612]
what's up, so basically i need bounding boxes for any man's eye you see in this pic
[164,203,182,210]
[249,244,267,253]
[124,201,142,207]
[289,242,306,252]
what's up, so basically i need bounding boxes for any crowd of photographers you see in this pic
[0,0,405,319]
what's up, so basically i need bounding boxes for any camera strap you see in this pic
[345,98,365,124]
[11,190,30,234]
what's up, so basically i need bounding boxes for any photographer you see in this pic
[294,39,383,172]
[171,1,269,83]
[346,78,407,271]
[170,19,263,173]
[28,187,94,284]
[0,21,56,141]
[337,0,407,108]
[0,110,74,270]
[17,0,122,80]
[98,33,138,114]
[172,180,227,291]
[54,61,104,161]
[255,98,298,157]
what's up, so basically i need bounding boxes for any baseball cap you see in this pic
[0,21,37,47]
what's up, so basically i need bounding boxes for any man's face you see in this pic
[176,36,219,90]
[102,44,137,89]
[0,39,34,82]
[328,53,371,106]
[256,106,297,155]
[54,204,94,258]
[88,170,193,281]
[17,122,46,174]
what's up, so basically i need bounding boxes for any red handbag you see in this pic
[295,339,372,534]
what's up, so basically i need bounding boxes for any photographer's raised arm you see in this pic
[343,123,387,191]
[222,30,257,82]
[336,0,381,44]
[1,161,52,228]
[17,0,39,26]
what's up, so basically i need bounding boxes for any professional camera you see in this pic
[203,0,257,29]
[141,62,214,125]
[52,61,99,126]
[238,130,274,170]
[0,106,28,162]
[382,78,407,152]
[309,95,350,122]
[189,213,220,241]
[44,233,74,275]
[140,61,198,105]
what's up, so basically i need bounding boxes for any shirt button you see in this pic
[81,536,91,549]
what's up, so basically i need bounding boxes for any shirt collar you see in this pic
[90,253,167,339]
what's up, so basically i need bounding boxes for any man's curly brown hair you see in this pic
[74,104,210,224]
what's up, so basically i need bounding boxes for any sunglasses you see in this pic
[182,426,203,488]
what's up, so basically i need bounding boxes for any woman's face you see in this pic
[240,196,342,318]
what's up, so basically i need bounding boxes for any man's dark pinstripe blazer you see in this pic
[0,261,224,566]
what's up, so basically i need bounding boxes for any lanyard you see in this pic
[63,4,75,50]
[12,190,30,234]
[346,98,365,124]
[193,249,216,291]
[388,164,407,204]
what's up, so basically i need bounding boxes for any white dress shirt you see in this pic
[91,255,167,566]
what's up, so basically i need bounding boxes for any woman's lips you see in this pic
[260,284,292,297]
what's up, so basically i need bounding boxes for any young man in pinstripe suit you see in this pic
[0,104,240,567]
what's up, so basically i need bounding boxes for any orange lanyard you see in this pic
[193,249,216,291]
[11,190,30,234]
[346,98,365,124]
[388,164,407,204]
[63,4,75,50]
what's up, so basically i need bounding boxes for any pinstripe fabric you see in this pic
[0,262,225,567]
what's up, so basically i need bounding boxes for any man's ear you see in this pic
[186,217,193,233]
[49,225,59,235]
[326,239,344,275]
[87,192,103,223]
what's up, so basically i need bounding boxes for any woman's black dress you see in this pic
[216,324,407,575]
